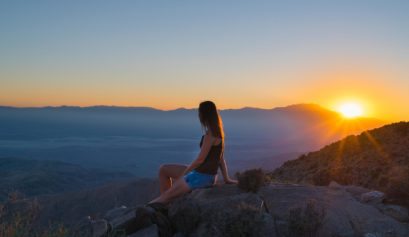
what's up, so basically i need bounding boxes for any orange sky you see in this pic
[1,1,408,122]
[1,65,407,122]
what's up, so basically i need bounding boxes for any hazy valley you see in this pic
[3,103,402,236]
[0,104,383,177]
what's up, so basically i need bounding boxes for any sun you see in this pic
[338,102,363,118]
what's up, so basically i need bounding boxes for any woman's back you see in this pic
[194,135,223,175]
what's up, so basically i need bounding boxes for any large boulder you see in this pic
[168,185,275,237]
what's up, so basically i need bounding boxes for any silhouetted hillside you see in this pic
[271,122,409,207]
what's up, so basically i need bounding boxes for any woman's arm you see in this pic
[219,154,238,184]
[182,134,213,175]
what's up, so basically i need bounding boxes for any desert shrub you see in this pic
[37,224,70,237]
[307,162,318,170]
[393,121,409,137]
[384,168,409,207]
[236,169,265,193]
[386,178,409,199]
[207,202,266,237]
[298,154,307,160]
[0,197,70,237]
[287,199,326,237]
[7,190,24,203]
[312,169,331,186]
[331,167,354,185]
[264,174,274,184]
[377,174,389,187]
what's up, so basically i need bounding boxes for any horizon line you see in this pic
[0,102,327,111]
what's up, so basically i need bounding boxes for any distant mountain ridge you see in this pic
[271,121,409,207]
[0,103,385,129]
[0,103,384,124]
[0,103,379,115]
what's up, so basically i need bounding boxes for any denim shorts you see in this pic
[183,170,216,190]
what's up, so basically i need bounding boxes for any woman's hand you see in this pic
[224,177,238,184]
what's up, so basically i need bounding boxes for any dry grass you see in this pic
[287,199,326,237]
[0,195,70,237]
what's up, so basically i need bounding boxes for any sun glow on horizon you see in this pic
[338,102,364,118]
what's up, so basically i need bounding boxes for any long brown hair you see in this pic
[198,101,225,140]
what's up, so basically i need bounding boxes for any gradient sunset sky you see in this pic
[1,1,408,120]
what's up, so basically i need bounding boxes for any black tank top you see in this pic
[194,135,223,175]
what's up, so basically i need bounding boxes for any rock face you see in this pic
[168,187,273,237]
[77,184,409,237]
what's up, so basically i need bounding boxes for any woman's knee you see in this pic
[159,164,170,176]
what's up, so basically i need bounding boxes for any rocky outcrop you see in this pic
[168,188,273,236]
[77,184,409,237]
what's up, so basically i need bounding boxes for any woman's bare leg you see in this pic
[149,177,191,204]
[158,164,187,194]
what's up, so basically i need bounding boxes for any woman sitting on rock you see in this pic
[148,100,237,205]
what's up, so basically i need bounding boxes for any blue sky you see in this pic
[1,1,408,119]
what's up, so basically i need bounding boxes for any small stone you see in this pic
[360,191,385,204]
